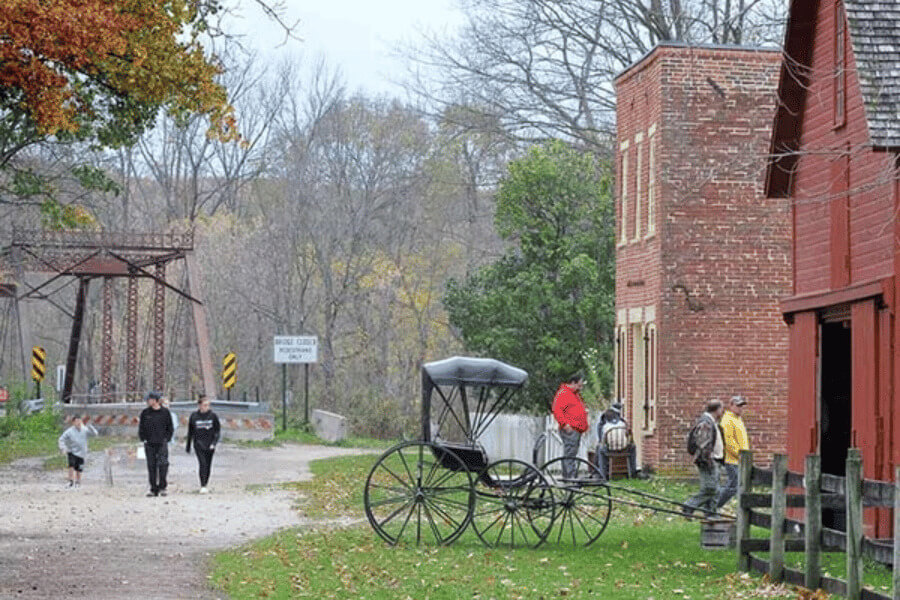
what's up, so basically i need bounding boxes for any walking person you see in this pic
[138,391,173,497]
[683,399,725,518]
[162,397,179,450]
[186,395,221,494]
[58,415,97,488]
[551,373,588,479]
[717,395,749,509]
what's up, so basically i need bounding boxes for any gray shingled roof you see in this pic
[846,0,900,147]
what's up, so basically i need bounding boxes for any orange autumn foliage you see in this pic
[0,0,238,141]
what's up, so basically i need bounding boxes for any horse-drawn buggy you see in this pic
[364,356,729,549]
[364,356,615,548]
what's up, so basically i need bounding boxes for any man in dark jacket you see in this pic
[138,391,173,497]
[682,399,725,518]
[186,395,221,494]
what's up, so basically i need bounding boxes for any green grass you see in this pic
[212,455,800,600]
[0,408,62,465]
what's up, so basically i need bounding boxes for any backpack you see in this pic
[686,419,702,455]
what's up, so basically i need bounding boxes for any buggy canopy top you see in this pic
[422,356,528,388]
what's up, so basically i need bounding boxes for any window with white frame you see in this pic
[647,125,657,237]
[615,325,627,403]
[619,140,629,245]
[643,323,657,432]
[633,132,643,241]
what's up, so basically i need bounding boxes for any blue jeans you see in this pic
[717,462,739,508]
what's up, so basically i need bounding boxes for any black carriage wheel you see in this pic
[540,456,613,547]
[471,459,555,548]
[364,441,475,545]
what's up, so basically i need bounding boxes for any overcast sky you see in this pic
[227,1,465,96]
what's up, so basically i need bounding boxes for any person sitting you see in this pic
[597,403,637,479]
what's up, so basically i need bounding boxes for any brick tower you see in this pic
[613,43,790,474]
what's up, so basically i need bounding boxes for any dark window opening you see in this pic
[820,320,852,530]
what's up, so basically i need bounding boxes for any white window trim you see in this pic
[633,132,643,242]
[645,321,658,434]
[618,140,629,246]
[645,124,657,239]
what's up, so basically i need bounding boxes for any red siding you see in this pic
[787,312,818,474]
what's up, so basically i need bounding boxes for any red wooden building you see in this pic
[767,0,900,534]
[615,43,790,474]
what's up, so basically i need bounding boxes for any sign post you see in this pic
[273,336,318,430]
[222,352,236,401]
[31,346,45,399]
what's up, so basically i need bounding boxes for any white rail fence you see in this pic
[471,412,601,465]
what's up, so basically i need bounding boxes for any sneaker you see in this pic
[199,487,209,495]
[147,490,158,497]
[159,489,168,497]
[74,481,80,488]
[66,481,74,488]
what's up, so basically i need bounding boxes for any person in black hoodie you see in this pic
[185,395,221,494]
[138,391,173,497]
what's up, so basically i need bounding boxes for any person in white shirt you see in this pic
[596,403,636,479]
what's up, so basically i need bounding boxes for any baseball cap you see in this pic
[731,395,748,406]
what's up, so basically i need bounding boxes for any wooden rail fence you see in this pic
[736,449,900,600]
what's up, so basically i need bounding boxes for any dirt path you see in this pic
[0,443,372,599]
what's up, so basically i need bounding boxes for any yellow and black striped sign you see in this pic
[31,346,46,382]
[223,352,236,389]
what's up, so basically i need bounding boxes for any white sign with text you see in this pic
[273,336,318,364]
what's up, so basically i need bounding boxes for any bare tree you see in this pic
[404,0,785,153]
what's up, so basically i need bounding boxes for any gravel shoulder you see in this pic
[0,443,371,599]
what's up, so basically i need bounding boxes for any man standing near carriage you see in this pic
[551,373,588,479]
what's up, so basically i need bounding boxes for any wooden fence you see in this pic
[736,449,900,600]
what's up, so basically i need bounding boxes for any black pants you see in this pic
[195,447,215,486]
[145,442,169,493]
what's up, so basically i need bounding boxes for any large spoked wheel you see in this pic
[472,459,555,548]
[540,456,613,547]
[364,441,475,545]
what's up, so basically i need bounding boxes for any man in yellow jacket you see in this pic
[717,395,749,508]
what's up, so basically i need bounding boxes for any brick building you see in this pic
[614,43,790,474]
[767,0,900,536]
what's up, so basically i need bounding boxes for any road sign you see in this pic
[273,336,318,364]
[223,352,237,389]
[31,346,45,382]
[56,365,65,392]
[0,388,7,403]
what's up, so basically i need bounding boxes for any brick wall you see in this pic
[615,44,790,474]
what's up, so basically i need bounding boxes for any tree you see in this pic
[407,0,785,152]
[443,141,615,411]
[0,0,235,151]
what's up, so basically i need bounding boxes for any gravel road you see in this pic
[0,443,370,599]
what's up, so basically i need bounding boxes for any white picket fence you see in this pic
[472,412,601,465]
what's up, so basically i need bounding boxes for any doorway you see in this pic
[630,322,645,468]
[819,319,852,530]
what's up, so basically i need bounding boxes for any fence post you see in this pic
[846,448,862,600]
[736,450,753,571]
[770,453,787,581]
[893,465,900,600]
[804,453,821,590]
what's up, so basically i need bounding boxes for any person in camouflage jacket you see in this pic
[683,400,725,517]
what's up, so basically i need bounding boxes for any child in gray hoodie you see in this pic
[58,415,98,488]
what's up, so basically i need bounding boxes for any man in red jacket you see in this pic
[552,373,588,479]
